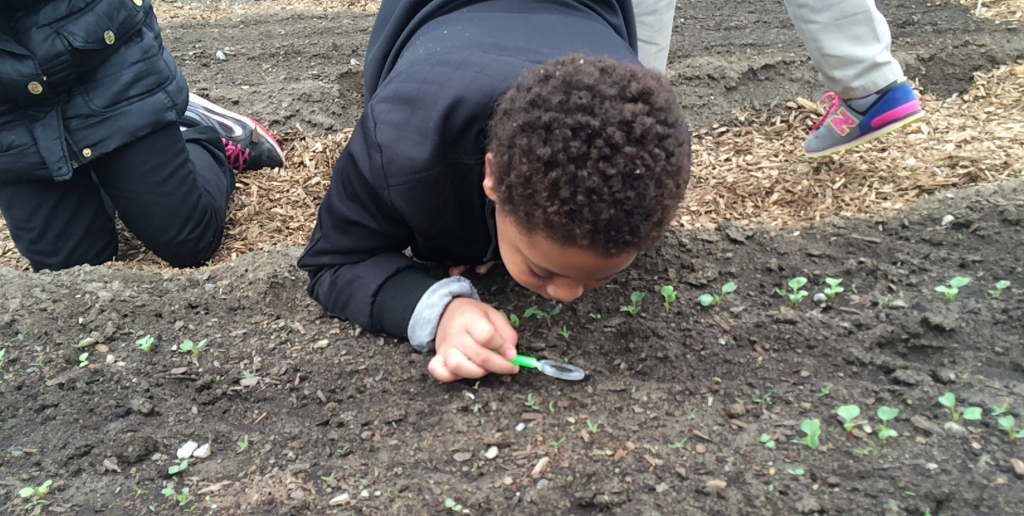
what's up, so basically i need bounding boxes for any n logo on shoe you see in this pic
[828,108,858,136]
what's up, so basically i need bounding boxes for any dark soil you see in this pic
[162,0,1024,130]
[3,1,1024,515]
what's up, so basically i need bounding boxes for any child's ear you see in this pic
[482,152,498,201]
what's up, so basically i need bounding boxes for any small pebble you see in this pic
[695,444,707,454]
[360,431,372,441]
[536,479,550,489]
[813,293,827,304]
[705,480,727,490]
[328,493,350,506]
[453,451,473,462]
[176,441,199,459]
[531,457,550,478]
[889,299,908,309]
[192,443,211,458]
[825,476,841,486]
[502,477,514,486]
[359,489,370,499]
[239,376,260,387]
[484,446,499,460]
[1010,458,1024,478]
[95,344,109,354]
[515,422,526,432]
[655,483,669,493]
[943,421,969,437]
[290,489,305,500]
[216,50,227,61]
[941,214,954,226]
[105,354,116,365]
[204,283,217,291]
[726,403,746,418]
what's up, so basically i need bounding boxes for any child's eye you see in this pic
[528,268,551,282]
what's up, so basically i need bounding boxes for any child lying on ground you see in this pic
[298,0,691,382]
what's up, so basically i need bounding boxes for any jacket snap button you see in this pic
[27,81,43,94]
[104,31,116,45]
[82,148,93,158]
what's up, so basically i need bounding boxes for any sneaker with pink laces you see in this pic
[804,79,924,158]
[181,93,285,171]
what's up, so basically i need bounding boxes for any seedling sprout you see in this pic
[78,352,89,368]
[934,277,970,301]
[876,406,899,439]
[237,435,249,453]
[660,285,677,311]
[818,384,832,397]
[161,487,193,506]
[507,313,520,329]
[620,292,644,316]
[524,393,541,410]
[0,348,5,373]
[18,479,52,508]
[997,415,1024,442]
[698,281,737,307]
[991,403,1009,416]
[559,325,570,340]
[836,405,867,440]
[801,419,821,449]
[988,280,1011,297]
[759,433,776,449]
[937,392,982,421]
[136,335,155,353]
[444,497,464,512]
[776,277,809,304]
[168,459,188,475]
[586,419,599,433]
[823,277,844,298]
[177,339,207,355]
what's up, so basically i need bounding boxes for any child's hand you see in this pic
[429,297,519,383]
[448,261,497,277]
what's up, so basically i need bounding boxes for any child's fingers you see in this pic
[427,354,461,383]
[449,265,467,277]
[442,348,490,379]
[486,309,519,359]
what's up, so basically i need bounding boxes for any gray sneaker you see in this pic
[804,80,924,158]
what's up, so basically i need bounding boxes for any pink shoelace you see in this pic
[223,139,250,171]
[808,91,841,135]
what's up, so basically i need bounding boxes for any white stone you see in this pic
[176,441,199,459]
[192,443,212,458]
[328,493,350,506]
[941,214,955,226]
[484,446,499,460]
[515,422,526,432]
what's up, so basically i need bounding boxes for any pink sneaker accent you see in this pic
[223,138,251,171]
[809,92,841,135]
[870,99,922,129]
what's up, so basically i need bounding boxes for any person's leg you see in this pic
[783,0,902,98]
[0,171,118,271]
[784,0,923,157]
[632,0,677,73]
[90,124,235,268]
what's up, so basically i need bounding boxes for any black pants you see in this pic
[0,124,234,271]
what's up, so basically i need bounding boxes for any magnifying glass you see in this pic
[510,353,585,381]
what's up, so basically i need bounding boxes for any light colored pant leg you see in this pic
[783,0,904,99]
[633,0,677,73]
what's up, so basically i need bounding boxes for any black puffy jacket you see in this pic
[0,0,187,183]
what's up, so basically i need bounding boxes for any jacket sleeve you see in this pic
[297,106,439,338]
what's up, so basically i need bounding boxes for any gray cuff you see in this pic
[407,276,480,352]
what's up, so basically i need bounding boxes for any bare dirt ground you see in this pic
[2,1,1024,515]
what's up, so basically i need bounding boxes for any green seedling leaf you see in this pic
[998,415,1015,431]
[949,276,970,289]
[759,433,776,449]
[989,280,1011,297]
[877,406,899,422]
[18,487,35,498]
[788,277,808,290]
[823,277,844,298]
[938,392,956,409]
[136,335,155,352]
[697,293,717,307]
[78,352,89,368]
[721,281,737,294]
[630,291,644,304]
[936,277,970,301]
[508,314,520,328]
[878,428,898,439]
[800,419,821,449]
[962,407,983,421]
[991,403,1009,416]
[836,404,866,433]
[660,285,677,311]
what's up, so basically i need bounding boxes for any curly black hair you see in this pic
[487,54,691,257]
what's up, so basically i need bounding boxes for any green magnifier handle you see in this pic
[510,354,540,369]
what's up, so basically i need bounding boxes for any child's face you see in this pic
[483,153,636,302]
[492,209,636,302]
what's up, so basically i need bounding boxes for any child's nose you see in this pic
[546,281,584,303]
